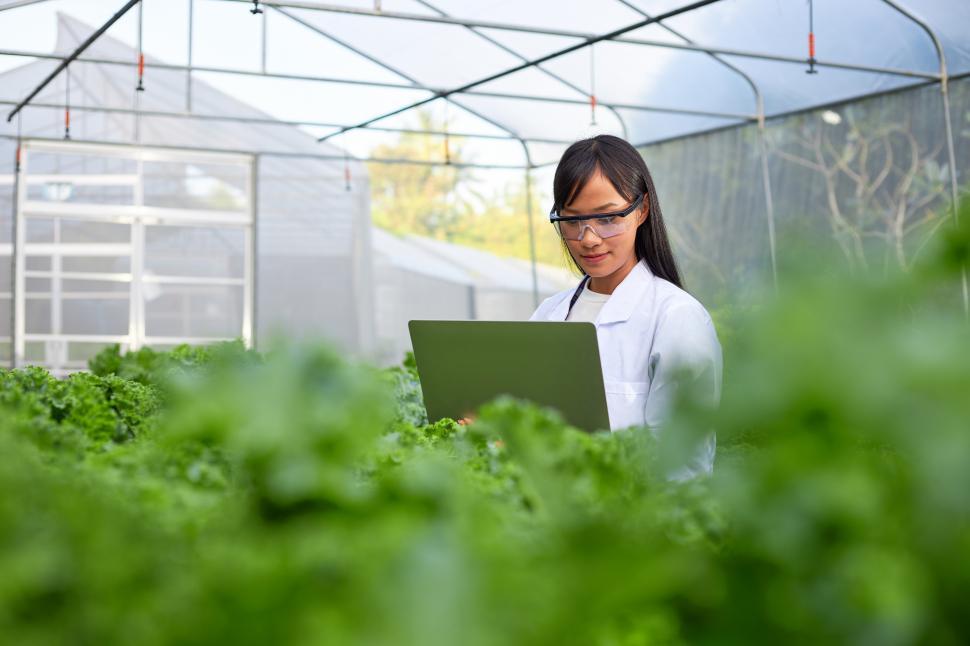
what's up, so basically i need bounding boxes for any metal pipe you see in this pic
[0,99,576,144]
[0,134,529,170]
[414,0,629,139]
[524,161,540,308]
[626,70,970,150]
[881,0,967,316]
[0,0,55,11]
[0,48,742,121]
[273,6,534,168]
[8,138,21,368]
[6,0,143,122]
[12,142,26,366]
[614,0,778,291]
[317,0,728,142]
[261,7,268,74]
[187,0,194,111]
[214,0,937,80]
[246,155,258,348]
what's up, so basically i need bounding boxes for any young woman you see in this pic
[530,135,721,478]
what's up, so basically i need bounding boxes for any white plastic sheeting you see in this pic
[2,0,967,166]
[371,228,574,365]
[0,13,375,365]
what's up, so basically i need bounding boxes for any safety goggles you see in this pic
[549,193,645,241]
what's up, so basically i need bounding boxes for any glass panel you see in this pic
[143,160,250,211]
[26,182,135,205]
[145,283,243,338]
[62,256,131,273]
[62,279,129,294]
[25,297,51,334]
[60,220,131,244]
[62,298,129,335]
[25,256,51,271]
[0,297,10,336]
[67,341,120,363]
[144,226,245,278]
[26,151,138,206]
[24,341,45,363]
[26,218,54,243]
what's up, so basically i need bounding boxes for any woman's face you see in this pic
[560,169,646,280]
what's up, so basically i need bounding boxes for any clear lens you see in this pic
[556,217,628,241]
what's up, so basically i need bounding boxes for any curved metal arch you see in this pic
[272,7,531,150]
[271,5,546,305]
[413,0,629,140]
[614,0,777,291]
[315,0,726,144]
[881,0,966,316]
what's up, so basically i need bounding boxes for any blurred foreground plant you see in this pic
[1,201,969,645]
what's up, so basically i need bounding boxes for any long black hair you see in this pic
[552,134,685,290]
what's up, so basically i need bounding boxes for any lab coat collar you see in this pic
[597,260,653,324]
[547,260,654,323]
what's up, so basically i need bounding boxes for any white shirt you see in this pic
[530,260,721,478]
[565,281,610,323]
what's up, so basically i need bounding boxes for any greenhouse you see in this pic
[1,1,969,644]
[1,0,967,370]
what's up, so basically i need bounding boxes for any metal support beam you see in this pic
[187,0,194,111]
[317,0,728,143]
[273,3,544,300]
[0,0,55,11]
[615,0,777,291]
[273,6,534,172]
[215,0,937,80]
[0,48,745,121]
[414,0,629,140]
[0,99,575,145]
[0,134,529,170]
[882,0,967,317]
[523,155,540,308]
[6,0,143,122]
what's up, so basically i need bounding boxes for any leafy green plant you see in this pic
[1,199,969,645]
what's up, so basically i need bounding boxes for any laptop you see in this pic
[407,320,611,432]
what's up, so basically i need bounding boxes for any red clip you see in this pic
[137,53,145,91]
[590,95,597,110]
[808,32,816,59]
[15,143,22,169]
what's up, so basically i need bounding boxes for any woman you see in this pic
[530,135,721,478]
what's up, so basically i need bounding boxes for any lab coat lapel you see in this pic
[547,290,573,321]
[595,261,653,325]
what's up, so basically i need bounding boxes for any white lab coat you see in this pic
[529,259,722,477]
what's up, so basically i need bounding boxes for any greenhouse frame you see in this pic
[1,0,968,370]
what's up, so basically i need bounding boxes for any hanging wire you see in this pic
[374,0,382,12]
[344,152,351,191]
[64,65,71,140]
[589,43,598,126]
[250,0,263,14]
[15,112,22,173]
[136,0,145,91]
[806,0,818,74]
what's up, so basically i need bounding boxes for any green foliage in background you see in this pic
[368,110,568,268]
[1,201,969,645]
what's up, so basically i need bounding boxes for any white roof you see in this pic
[371,227,575,292]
